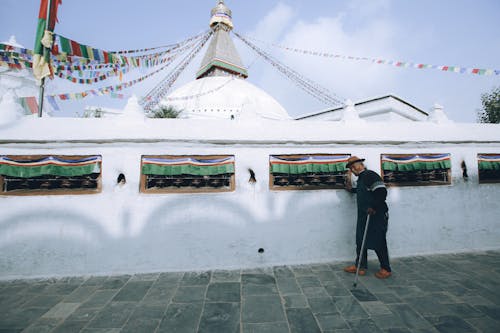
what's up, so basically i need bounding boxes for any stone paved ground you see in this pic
[1,251,499,333]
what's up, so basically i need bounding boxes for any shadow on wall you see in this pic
[0,190,356,278]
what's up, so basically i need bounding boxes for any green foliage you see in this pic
[149,105,181,119]
[477,87,500,123]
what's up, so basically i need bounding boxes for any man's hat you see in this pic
[346,156,365,168]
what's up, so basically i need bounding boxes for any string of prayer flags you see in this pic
[243,34,500,76]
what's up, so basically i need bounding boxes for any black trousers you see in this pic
[355,237,391,272]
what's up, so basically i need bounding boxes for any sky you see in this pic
[1,0,499,122]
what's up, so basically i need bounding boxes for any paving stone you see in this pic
[360,301,392,316]
[211,270,241,282]
[242,273,276,285]
[473,304,500,320]
[427,315,477,333]
[80,290,118,308]
[315,313,350,330]
[242,282,278,296]
[0,306,51,330]
[86,301,136,328]
[317,270,338,283]
[296,276,322,288]
[242,295,286,323]
[387,286,424,299]
[384,328,411,333]
[198,302,240,333]
[385,304,433,330]
[347,318,385,333]
[22,295,64,308]
[112,280,153,302]
[273,266,295,279]
[465,316,499,333]
[42,302,80,319]
[351,288,378,302]
[206,282,240,302]
[307,297,339,314]
[64,286,98,303]
[302,286,330,298]
[142,284,177,305]
[334,296,369,320]
[276,278,302,295]
[80,328,121,333]
[241,267,274,275]
[65,306,101,322]
[128,304,166,320]
[21,318,61,333]
[242,322,289,333]
[157,302,203,333]
[180,271,211,286]
[173,286,207,302]
[282,294,308,308]
[324,285,352,297]
[286,307,321,333]
[99,275,131,290]
[51,320,88,333]
[372,292,403,304]
[42,283,80,295]
[121,318,161,333]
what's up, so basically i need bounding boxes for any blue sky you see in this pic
[1,0,499,121]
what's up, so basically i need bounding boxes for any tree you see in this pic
[149,105,181,119]
[477,87,500,123]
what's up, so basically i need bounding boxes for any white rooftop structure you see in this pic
[297,95,429,122]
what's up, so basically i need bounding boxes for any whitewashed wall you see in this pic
[0,139,499,279]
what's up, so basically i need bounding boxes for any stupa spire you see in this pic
[196,0,248,79]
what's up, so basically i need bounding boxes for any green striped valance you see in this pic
[270,155,349,175]
[478,155,500,170]
[381,154,451,172]
[141,157,235,176]
[0,156,101,178]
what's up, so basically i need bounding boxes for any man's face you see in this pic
[350,162,365,176]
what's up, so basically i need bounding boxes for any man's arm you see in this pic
[364,171,387,213]
[344,170,356,193]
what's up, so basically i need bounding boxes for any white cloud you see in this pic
[246,2,402,117]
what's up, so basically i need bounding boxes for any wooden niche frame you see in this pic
[478,153,500,184]
[269,154,350,191]
[0,154,102,196]
[140,155,236,194]
[380,153,452,187]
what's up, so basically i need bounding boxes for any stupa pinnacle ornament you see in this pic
[196,0,248,79]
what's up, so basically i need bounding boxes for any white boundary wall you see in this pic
[0,118,499,279]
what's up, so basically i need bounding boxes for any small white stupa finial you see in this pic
[122,95,145,120]
[340,99,364,123]
[428,103,452,124]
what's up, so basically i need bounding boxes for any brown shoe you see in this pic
[343,265,366,275]
[375,269,392,279]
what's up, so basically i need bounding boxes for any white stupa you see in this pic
[162,0,290,121]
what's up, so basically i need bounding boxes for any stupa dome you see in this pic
[163,77,290,120]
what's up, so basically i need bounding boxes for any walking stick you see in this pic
[353,214,370,288]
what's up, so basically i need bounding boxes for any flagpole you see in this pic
[37,0,51,118]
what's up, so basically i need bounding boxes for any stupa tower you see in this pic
[196,0,248,79]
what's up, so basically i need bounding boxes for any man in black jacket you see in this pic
[344,156,392,279]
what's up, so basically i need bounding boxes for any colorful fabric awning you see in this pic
[0,156,101,178]
[270,155,349,174]
[478,155,500,170]
[142,157,235,176]
[381,154,451,171]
